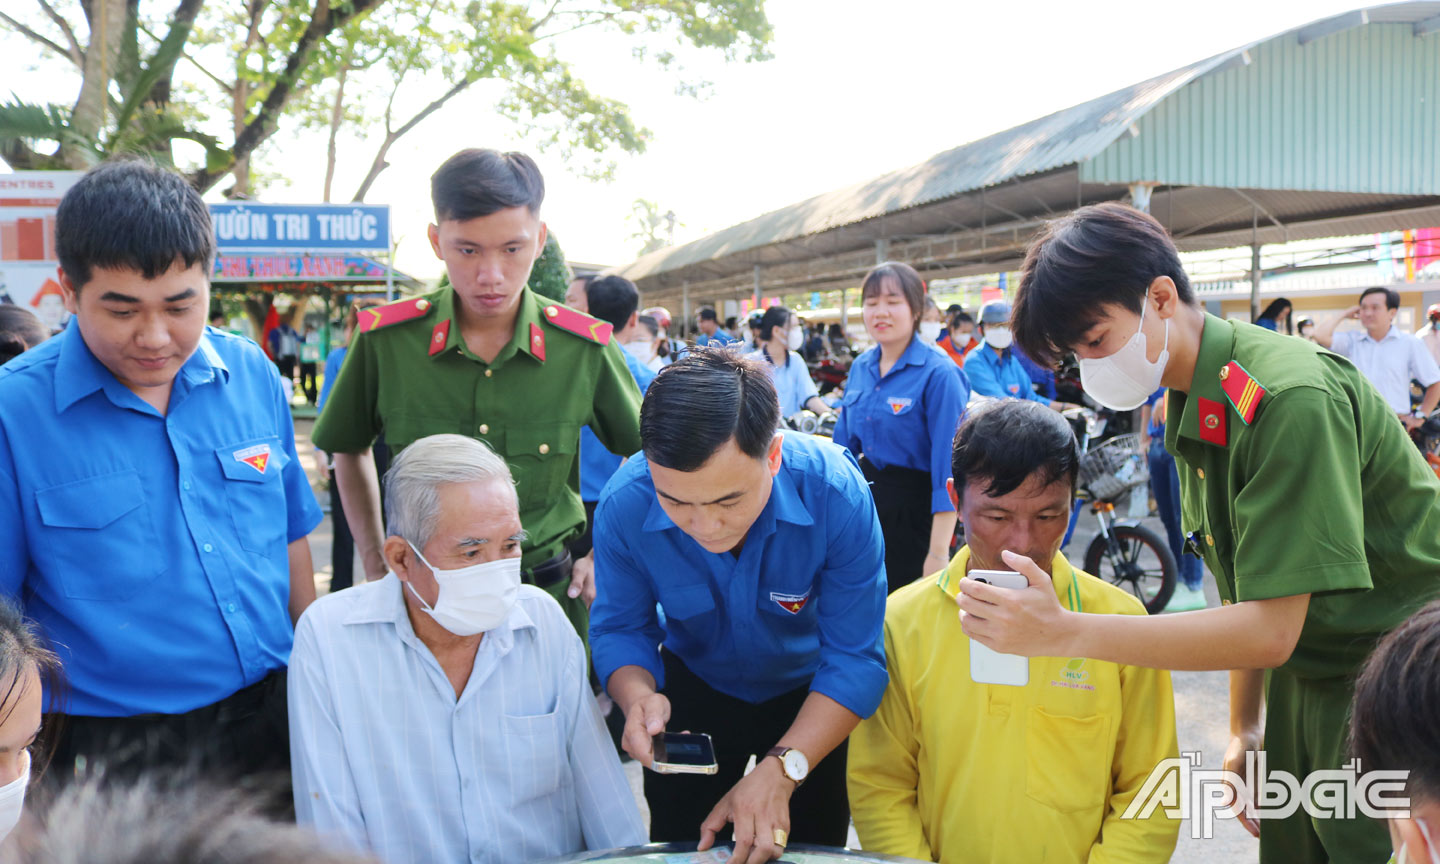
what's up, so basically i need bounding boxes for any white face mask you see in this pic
[0,750,30,842]
[405,542,521,636]
[918,321,943,343]
[625,339,657,366]
[983,325,1013,350]
[1398,819,1440,864]
[786,327,804,351]
[1078,295,1171,411]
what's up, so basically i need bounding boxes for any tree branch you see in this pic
[138,21,231,96]
[143,0,206,105]
[352,74,475,201]
[190,0,386,191]
[0,10,77,65]
[35,0,84,66]
[528,0,564,33]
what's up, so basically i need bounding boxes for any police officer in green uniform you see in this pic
[958,203,1440,864]
[313,149,642,641]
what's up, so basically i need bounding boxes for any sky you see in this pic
[1,0,1370,279]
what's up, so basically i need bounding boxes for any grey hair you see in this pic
[383,434,518,549]
[3,777,380,864]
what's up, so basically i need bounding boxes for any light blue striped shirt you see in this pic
[289,575,645,863]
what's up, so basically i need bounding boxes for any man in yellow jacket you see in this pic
[848,400,1179,863]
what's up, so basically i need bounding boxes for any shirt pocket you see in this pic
[657,583,716,621]
[503,423,580,513]
[502,711,567,805]
[215,437,292,555]
[34,469,164,600]
[1024,706,1112,813]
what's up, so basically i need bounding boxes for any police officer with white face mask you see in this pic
[288,434,643,864]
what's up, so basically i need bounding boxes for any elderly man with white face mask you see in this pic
[288,434,643,864]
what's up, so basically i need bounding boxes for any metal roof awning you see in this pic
[614,1,1440,309]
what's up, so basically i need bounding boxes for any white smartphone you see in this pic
[967,569,1030,687]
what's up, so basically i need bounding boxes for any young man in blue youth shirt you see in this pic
[0,160,322,789]
[590,348,888,864]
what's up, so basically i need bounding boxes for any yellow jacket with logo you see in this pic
[847,548,1179,863]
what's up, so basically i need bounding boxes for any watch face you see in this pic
[782,749,809,781]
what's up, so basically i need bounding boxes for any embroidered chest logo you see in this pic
[233,444,271,475]
[886,397,912,415]
[770,590,811,614]
[1050,658,1095,691]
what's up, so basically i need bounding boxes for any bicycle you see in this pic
[1066,411,1178,615]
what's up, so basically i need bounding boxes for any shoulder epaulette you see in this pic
[1219,360,1266,425]
[357,296,435,333]
[542,303,612,345]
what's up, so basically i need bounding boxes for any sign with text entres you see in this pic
[209,202,390,252]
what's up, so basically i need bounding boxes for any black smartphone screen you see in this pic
[653,732,716,766]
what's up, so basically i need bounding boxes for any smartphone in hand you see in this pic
[651,731,719,775]
[968,569,1030,687]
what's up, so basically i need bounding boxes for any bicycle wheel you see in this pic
[1083,523,1177,614]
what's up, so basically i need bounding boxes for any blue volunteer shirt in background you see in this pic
[1013,343,1057,401]
[964,343,1051,405]
[695,331,734,347]
[751,348,821,416]
[318,345,347,413]
[0,325,322,717]
[589,432,888,717]
[831,333,969,513]
[580,347,657,502]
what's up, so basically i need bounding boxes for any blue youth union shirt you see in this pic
[0,324,322,717]
[964,343,1051,405]
[580,346,657,502]
[589,431,888,717]
[831,333,969,513]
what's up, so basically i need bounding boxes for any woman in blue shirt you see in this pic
[833,262,969,592]
[1255,297,1293,333]
[752,305,828,418]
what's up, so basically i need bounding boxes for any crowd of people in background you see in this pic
[0,152,1439,864]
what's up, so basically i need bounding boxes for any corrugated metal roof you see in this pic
[616,2,1440,283]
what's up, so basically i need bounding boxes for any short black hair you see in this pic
[759,304,792,341]
[0,305,49,364]
[1013,202,1194,367]
[952,400,1079,499]
[431,149,544,222]
[1359,286,1400,311]
[585,275,639,329]
[861,262,925,333]
[697,306,719,322]
[641,347,779,471]
[724,316,738,330]
[56,159,214,291]
[1350,599,1440,804]
[949,309,974,329]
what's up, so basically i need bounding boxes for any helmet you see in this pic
[1428,304,1440,321]
[642,306,672,331]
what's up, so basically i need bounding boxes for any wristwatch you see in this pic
[766,746,809,786]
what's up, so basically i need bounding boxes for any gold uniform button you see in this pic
[1206,535,1215,547]
[546,306,559,318]
[478,424,489,435]
[1219,366,1230,381]
[538,443,550,455]
[484,369,493,378]
[415,298,430,311]
[1197,468,1205,480]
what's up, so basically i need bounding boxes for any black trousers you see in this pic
[860,456,932,594]
[45,669,291,811]
[275,355,296,382]
[328,466,355,592]
[298,362,318,404]
[645,650,850,846]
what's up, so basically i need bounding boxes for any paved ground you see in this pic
[294,418,1259,861]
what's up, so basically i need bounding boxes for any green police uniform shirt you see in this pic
[1166,313,1440,679]
[312,286,643,571]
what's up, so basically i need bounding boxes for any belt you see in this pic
[526,550,573,590]
[859,455,932,495]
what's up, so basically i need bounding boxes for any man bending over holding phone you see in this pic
[848,400,1178,863]
[590,347,888,864]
